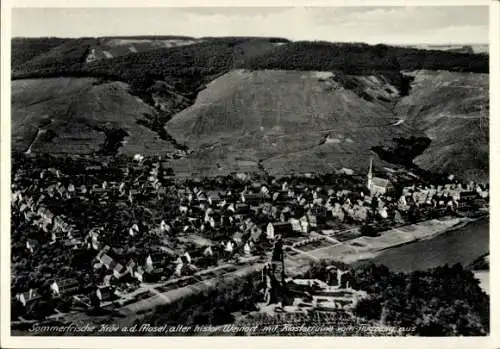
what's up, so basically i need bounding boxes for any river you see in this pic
[362,217,489,273]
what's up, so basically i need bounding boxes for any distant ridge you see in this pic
[394,43,488,54]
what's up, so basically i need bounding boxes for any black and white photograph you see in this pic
[1,1,497,345]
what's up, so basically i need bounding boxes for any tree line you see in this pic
[13,38,488,95]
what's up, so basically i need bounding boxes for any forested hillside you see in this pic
[11,37,74,69]
[352,263,489,336]
[13,38,488,93]
[240,41,488,73]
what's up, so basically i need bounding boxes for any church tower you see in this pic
[261,235,287,305]
[367,157,373,191]
[271,235,285,285]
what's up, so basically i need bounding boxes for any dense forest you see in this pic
[12,38,488,98]
[11,37,75,68]
[351,263,489,336]
[303,260,489,336]
[13,38,97,76]
[372,136,432,167]
[13,38,253,82]
[240,41,488,73]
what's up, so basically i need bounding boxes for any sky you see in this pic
[11,6,489,44]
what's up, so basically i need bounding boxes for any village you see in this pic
[10,153,489,329]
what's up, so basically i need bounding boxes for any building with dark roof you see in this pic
[367,158,395,196]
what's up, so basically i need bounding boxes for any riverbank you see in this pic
[470,253,490,295]
[282,216,484,276]
[231,216,490,334]
[350,216,479,262]
[352,215,489,272]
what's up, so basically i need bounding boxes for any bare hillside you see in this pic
[165,69,420,176]
[12,78,177,156]
[395,70,489,182]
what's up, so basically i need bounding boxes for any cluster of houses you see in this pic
[11,188,83,252]
[10,155,488,320]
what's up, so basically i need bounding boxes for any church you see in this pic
[367,158,394,196]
